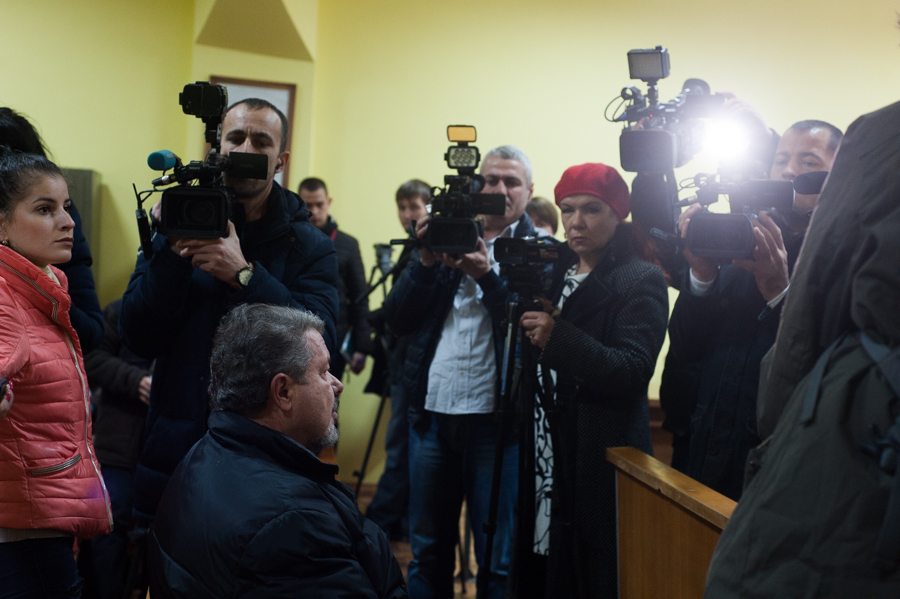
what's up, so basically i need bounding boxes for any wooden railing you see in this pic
[607,447,737,599]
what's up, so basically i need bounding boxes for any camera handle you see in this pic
[132,184,155,260]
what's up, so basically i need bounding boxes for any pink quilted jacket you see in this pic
[0,245,112,539]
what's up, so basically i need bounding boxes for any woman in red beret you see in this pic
[516,162,669,598]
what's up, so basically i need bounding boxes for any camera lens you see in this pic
[182,198,216,225]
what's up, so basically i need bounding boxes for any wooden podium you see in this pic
[607,447,737,599]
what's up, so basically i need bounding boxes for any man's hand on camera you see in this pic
[436,237,491,280]
[520,311,554,349]
[414,215,437,267]
[174,221,249,285]
[732,212,789,302]
[678,204,718,283]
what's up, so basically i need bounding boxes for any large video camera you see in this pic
[675,175,794,260]
[613,47,725,173]
[133,82,268,256]
[495,237,560,296]
[397,125,505,256]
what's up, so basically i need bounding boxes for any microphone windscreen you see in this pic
[793,171,829,195]
[148,150,178,171]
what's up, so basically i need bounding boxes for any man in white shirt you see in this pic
[384,146,540,598]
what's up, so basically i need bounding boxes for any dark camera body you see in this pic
[619,84,724,173]
[686,179,794,260]
[495,237,560,296]
[147,82,268,239]
[426,183,505,255]
[156,152,268,239]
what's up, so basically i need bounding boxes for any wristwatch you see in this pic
[235,263,254,289]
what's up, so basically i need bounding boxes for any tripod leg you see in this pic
[354,393,388,496]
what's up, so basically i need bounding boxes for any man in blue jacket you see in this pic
[384,145,540,598]
[120,98,339,522]
[150,303,406,599]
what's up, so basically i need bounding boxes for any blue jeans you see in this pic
[0,537,81,599]
[408,412,518,599]
[366,381,410,540]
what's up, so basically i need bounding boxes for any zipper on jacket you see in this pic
[0,260,114,530]
[30,453,82,476]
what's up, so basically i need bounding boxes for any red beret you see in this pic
[554,163,630,220]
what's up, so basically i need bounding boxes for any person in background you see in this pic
[0,107,103,353]
[365,179,432,543]
[517,162,668,598]
[0,148,112,599]
[299,177,372,378]
[385,146,540,598]
[525,196,558,236]
[77,298,153,599]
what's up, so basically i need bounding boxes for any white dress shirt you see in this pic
[424,221,520,415]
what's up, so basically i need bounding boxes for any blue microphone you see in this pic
[147,150,179,171]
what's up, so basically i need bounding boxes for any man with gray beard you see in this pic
[149,304,407,599]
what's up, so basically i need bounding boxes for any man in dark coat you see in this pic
[299,176,372,378]
[660,120,841,500]
[149,304,407,599]
[79,298,152,599]
[384,146,539,598]
[704,99,900,598]
[120,98,339,521]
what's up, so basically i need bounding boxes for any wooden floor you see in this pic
[356,483,478,598]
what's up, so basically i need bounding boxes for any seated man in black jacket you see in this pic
[149,303,407,599]
[660,120,842,500]
[299,176,372,378]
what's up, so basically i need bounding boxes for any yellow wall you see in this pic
[0,0,194,302]
[313,0,900,480]
[4,0,900,485]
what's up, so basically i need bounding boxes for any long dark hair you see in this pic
[0,147,63,220]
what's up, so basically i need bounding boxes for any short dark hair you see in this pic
[396,179,432,205]
[298,177,328,195]
[208,304,324,415]
[225,99,290,153]
[0,108,48,159]
[0,147,63,220]
[787,120,844,155]
[526,197,558,234]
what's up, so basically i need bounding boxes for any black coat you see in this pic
[149,411,407,599]
[534,233,668,599]
[55,201,104,354]
[120,182,340,520]
[660,216,803,500]
[84,299,152,470]
[319,216,373,362]
[383,213,540,427]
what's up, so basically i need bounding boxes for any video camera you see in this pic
[495,237,560,297]
[393,125,505,256]
[613,47,726,173]
[663,175,794,260]
[133,82,269,256]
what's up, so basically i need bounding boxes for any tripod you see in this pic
[478,295,540,597]
[352,253,402,496]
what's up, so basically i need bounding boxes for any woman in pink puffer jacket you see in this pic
[0,148,111,598]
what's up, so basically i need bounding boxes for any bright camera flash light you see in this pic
[704,120,750,163]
